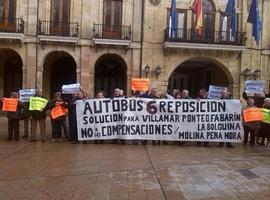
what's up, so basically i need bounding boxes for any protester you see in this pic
[146,87,159,99]
[196,89,209,147]
[172,89,180,98]
[119,89,124,97]
[113,88,121,98]
[174,92,182,99]
[5,92,24,141]
[29,89,48,143]
[259,98,270,146]
[146,87,159,145]
[242,90,266,108]
[160,94,167,99]
[96,90,105,99]
[95,90,105,144]
[242,97,261,146]
[61,94,73,140]
[69,91,84,144]
[83,91,91,99]
[113,88,125,144]
[182,89,191,99]
[219,89,234,148]
[21,101,30,138]
[133,90,141,98]
[159,93,168,145]
[48,92,68,143]
[197,89,207,99]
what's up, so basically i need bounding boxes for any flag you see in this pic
[247,0,261,45]
[193,0,203,35]
[169,0,177,39]
[225,0,237,37]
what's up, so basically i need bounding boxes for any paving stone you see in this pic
[0,117,270,200]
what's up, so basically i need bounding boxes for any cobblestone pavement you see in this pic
[0,117,270,200]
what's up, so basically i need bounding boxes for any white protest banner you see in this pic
[19,89,36,102]
[62,83,80,94]
[245,80,264,94]
[76,98,243,142]
[207,85,228,99]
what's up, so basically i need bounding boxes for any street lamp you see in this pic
[242,68,252,80]
[253,68,261,78]
[155,65,161,79]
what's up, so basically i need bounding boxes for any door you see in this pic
[103,0,122,39]
[0,0,16,32]
[51,0,70,36]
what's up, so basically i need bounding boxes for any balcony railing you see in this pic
[0,18,24,34]
[164,28,245,46]
[93,23,131,40]
[38,20,79,37]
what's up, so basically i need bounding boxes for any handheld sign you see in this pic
[243,107,263,122]
[2,98,19,112]
[245,80,264,94]
[29,97,48,111]
[51,104,68,119]
[62,83,81,94]
[261,108,270,124]
[131,78,149,92]
[19,89,36,102]
[207,85,228,99]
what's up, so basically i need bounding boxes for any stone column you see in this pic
[80,46,91,95]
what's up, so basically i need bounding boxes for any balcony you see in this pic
[38,20,79,43]
[92,23,131,46]
[0,18,24,41]
[163,28,246,52]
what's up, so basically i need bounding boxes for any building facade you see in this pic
[0,0,269,98]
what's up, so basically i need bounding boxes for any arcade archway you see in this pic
[0,48,23,97]
[168,58,232,97]
[43,51,76,98]
[94,54,127,97]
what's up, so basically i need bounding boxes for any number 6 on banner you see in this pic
[146,101,157,114]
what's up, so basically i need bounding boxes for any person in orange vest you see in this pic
[5,92,25,141]
[48,92,69,143]
[242,97,261,146]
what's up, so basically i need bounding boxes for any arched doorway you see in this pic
[0,48,22,97]
[95,54,127,97]
[168,58,231,97]
[43,51,76,98]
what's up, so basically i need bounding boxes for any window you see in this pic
[50,0,70,35]
[0,0,4,21]
[220,13,240,43]
[167,9,187,39]
[51,0,70,23]
[192,0,215,41]
[202,0,215,41]
[103,0,123,38]
[0,0,16,30]
[104,0,122,26]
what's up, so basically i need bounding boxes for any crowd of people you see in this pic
[0,87,269,148]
